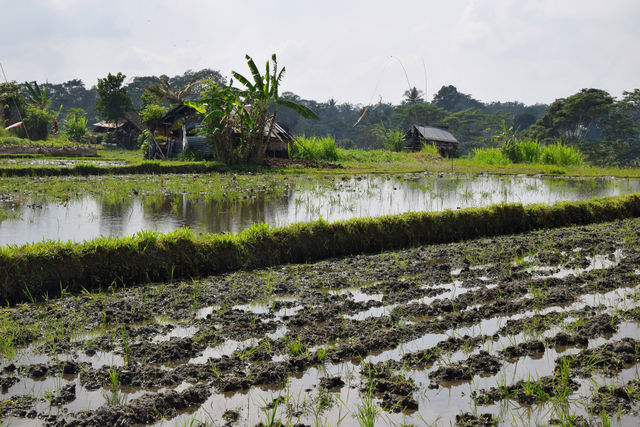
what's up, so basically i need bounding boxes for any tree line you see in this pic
[1,67,639,166]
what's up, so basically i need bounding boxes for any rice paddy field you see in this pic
[1,168,640,426]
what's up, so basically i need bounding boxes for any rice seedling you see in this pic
[286,337,308,357]
[355,366,378,427]
[260,394,282,427]
[121,326,130,365]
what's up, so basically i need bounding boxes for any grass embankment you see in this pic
[1,193,639,304]
[0,160,226,176]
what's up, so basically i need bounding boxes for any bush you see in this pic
[20,106,53,141]
[421,142,440,156]
[290,136,338,161]
[501,138,542,163]
[374,123,405,152]
[517,139,543,163]
[541,142,583,166]
[64,108,88,142]
[140,104,166,131]
[472,148,510,165]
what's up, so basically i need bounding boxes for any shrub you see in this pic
[472,148,510,165]
[501,138,542,163]
[140,104,166,131]
[518,139,543,163]
[20,106,53,141]
[64,108,88,142]
[374,123,405,152]
[541,142,583,166]
[420,142,440,156]
[290,136,338,161]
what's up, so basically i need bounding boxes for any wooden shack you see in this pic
[403,125,459,157]
[158,105,292,159]
[93,111,143,148]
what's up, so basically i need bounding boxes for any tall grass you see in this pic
[290,136,338,161]
[374,123,405,152]
[421,142,440,157]
[502,138,543,163]
[474,139,582,167]
[541,142,583,166]
[472,148,509,165]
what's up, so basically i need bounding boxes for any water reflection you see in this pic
[1,174,639,245]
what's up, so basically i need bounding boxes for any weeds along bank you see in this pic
[1,193,640,304]
[0,160,227,176]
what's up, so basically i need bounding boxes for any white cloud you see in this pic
[1,0,638,104]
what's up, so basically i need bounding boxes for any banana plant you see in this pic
[23,81,51,110]
[188,54,318,164]
[232,54,318,120]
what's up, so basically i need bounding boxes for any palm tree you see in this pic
[145,76,203,105]
[402,87,424,105]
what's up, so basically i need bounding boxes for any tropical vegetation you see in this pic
[187,54,318,164]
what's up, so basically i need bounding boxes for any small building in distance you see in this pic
[93,111,143,148]
[403,125,458,157]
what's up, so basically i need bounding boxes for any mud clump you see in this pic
[547,332,588,349]
[590,379,640,415]
[65,383,210,426]
[320,376,344,390]
[564,338,640,377]
[474,374,580,406]
[502,340,546,360]
[129,337,202,363]
[455,412,498,426]
[430,351,501,383]
[366,366,418,412]
[51,384,76,406]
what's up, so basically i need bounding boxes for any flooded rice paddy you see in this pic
[1,173,639,245]
[2,217,640,425]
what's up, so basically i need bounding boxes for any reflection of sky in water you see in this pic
[1,174,639,245]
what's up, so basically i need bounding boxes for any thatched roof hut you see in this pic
[404,125,458,157]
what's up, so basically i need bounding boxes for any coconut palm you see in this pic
[145,76,204,105]
[402,87,424,105]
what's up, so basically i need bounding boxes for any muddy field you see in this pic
[1,218,640,426]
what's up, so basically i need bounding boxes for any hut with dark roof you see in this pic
[403,125,459,157]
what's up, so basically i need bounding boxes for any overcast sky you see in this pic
[1,0,639,106]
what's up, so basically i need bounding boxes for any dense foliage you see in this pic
[63,108,88,142]
[188,54,318,165]
[95,72,132,125]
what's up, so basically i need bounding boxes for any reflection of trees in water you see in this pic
[98,197,133,238]
[152,193,290,234]
[80,176,640,238]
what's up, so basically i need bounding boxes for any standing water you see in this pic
[0,173,638,245]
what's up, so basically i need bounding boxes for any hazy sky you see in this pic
[1,0,639,106]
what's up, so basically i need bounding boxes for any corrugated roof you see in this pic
[93,121,123,129]
[414,125,458,143]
